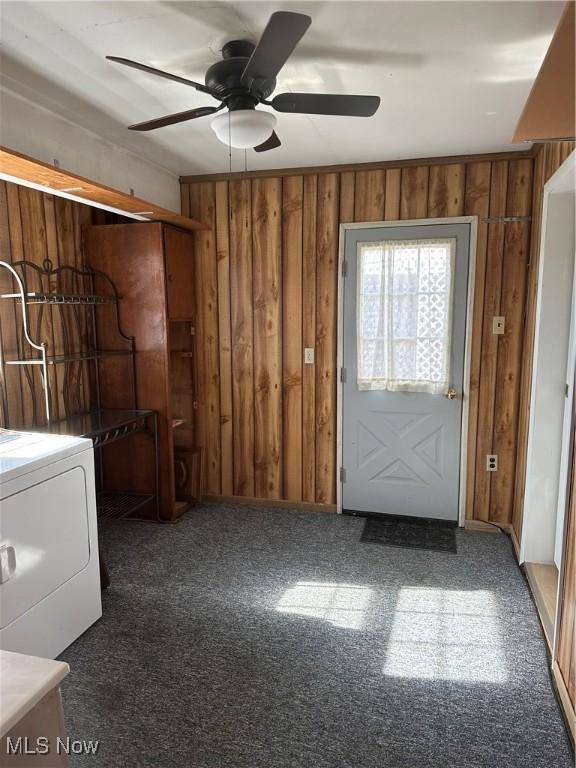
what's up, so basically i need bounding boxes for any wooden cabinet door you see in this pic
[164,227,195,320]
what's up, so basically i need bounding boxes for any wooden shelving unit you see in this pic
[83,221,202,521]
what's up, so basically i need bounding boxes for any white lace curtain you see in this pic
[357,238,455,394]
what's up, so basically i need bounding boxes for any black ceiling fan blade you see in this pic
[107,56,218,97]
[254,131,281,153]
[272,93,381,117]
[241,12,311,88]
[128,105,223,131]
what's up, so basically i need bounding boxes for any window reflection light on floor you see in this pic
[276,582,372,630]
[383,588,508,683]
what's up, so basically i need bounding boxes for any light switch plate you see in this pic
[486,454,498,472]
[304,348,315,364]
[493,316,505,335]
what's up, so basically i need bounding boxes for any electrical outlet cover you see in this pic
[486,454,498,471]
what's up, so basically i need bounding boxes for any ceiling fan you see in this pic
[107,11,381,152]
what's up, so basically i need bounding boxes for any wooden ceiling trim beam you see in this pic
[180,149,535,183]
[513,1,576,143]
[0,146,206,231]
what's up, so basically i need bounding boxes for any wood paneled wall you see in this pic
[0,180,128,428]
[512,140,576,541]
[557,431,576,717]
[181,151,536,521]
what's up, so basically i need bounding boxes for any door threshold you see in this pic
[343,509,458,526]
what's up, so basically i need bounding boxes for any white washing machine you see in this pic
[0,430,102,659]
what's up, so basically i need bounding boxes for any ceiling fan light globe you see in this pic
[211,110,277,149]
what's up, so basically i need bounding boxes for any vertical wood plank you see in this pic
[428,164,465,217]
[315,173,339,504]
[194,182,221,494]
[474,160,508,521]
[215,181,233,495]
[354,170,385,222]
[42,193,63,422]
[400,166,429,219]
[384,168,401,220]
[282,176,303,500]
[229,179,254,496]
[464,162,492,520]
[18,186,50,424]
[490,159,532,523]
[339,171,355,223]
[180,183,190,217]
[557,447,576,703]
[0,181,24,427]
[252,177,282,498]
[302,175,317,503]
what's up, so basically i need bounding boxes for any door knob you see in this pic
[446,388,457,400]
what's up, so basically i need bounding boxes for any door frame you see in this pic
[521,151,576,566]
[336,217,478,525]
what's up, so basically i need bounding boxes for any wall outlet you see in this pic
[486,454,498,472]
[304,348,315,364]
[492,316,505,335]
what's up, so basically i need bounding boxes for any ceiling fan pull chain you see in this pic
[228,110,232,175]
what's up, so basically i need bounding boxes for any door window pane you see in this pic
[357,238,455,394]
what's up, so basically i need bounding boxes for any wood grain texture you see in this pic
[181,148,558,524]
[354,170,385,222]
[0,145,205,231]
[215,181,233,495]
[252,178,282,498]
[490,159,532,522]
[474,161,508,521]
[192,183,221,494]
[400,166,429,219]
[0,180,116,429]
[302,175,318,503]
[228,179,254,496]
[558,440,576,708]
[339,172,355,224]
[315,173,339,504]
[428,164,465,217]
[384,169,401,220]
[463,162,492,520]
[282,176,303,501]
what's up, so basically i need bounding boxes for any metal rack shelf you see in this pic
[5,349,133,366]
[0,292,118,305]
[97,491,156,520]
[0,258,160,523]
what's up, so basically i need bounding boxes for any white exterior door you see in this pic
[341,223,471,521]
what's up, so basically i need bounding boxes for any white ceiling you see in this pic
[0,1,565,177]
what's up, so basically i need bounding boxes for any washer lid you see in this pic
[0,430,92,484]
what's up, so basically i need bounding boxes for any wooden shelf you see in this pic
[0,146,207,232]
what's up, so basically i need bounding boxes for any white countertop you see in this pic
[0,650,69,737]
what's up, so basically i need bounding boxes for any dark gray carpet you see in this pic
[60,504,573,768]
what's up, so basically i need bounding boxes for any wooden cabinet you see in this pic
[84,222,201,522]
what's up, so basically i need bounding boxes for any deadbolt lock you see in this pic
[446,388,457,400]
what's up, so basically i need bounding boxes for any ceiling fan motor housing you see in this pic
[205,40,277,108]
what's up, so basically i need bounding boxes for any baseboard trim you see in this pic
[202,494,337,514]
[510,526,521,560]
[552,660,576,743]
[525,562,559,650]
[464,520,512,534]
